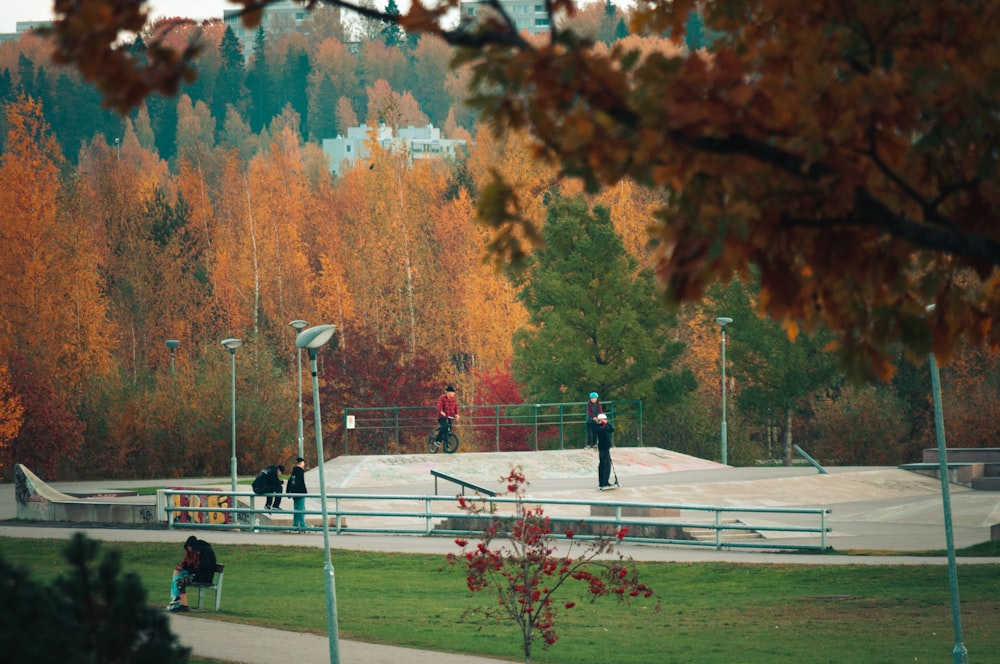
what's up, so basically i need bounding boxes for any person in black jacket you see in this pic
[585,391,603,448]
[285,456,308,529]
[252,464,285,509]
[169,535,216,612]
[595,413,617,490]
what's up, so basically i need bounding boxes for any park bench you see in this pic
[189,563,225,611]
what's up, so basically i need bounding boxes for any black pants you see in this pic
[256,485,282,509]
[598,445,612,487]
[586,422,599,447]
[436,417,451,442]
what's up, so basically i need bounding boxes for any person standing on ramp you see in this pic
[596,413,618,490]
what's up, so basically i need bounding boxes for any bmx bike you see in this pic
[428,417,459,454]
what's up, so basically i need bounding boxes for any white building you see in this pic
[322,124,467,174]
[223,0,328,61]
[458,0,554,35]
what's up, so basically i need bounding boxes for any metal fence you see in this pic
[342,400,643,456]
[161,489,831,551]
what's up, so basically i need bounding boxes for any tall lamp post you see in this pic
[926,305,968,663]
[221,338,243,492]
[290,319,309,460]
[715,317,733,466]
[296,324,339,664]
[165,339,179,375]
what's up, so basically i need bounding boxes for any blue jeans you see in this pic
[171,569,190,600]
[293,497,306,529]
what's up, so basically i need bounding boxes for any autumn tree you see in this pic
[512,195,694,406]
[448,468,656,664]
[57,1,1000,378]
[2,97,114,380]
[0,364,24,475]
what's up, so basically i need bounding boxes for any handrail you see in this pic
[430,470,496,496]
[161,489,831,551]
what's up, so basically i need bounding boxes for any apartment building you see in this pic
[322,124,467,175]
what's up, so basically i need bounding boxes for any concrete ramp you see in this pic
[309,447,723,490]
[14,463,157,525]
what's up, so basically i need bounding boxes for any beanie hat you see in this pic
[446,385,455,392]
[589,392,598,399]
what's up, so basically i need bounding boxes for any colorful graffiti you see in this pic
[170,491,233,524]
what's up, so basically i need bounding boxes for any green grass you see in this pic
[2,536,998,663]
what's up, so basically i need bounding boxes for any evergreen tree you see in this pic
[614,17,629,41]
[598,0,618,45]
[280,46,311,141]
[511,194,694,406]
[212,25,247,131]
[712,277,840,465]
[381,0,404,48]
[310,74,339,141]
[246,26,274,133]
[16,53,35,97]
[0,533,189,663]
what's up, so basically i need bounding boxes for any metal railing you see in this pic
[161,489,831,551]
[343,400,643,455]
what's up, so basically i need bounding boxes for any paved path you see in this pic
[3,448,998,663]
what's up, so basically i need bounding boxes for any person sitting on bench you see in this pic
[169,535,216,612]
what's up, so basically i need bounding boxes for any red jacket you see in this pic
[436,394,459,418]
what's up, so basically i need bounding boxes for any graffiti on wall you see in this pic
[170,491,233,525]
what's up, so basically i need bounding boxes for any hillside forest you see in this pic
[0,5,997,481]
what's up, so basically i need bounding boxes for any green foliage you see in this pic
[512,194,694,406]
[712,277,840,462]
[381,0,405,48]
[0,534,189,664]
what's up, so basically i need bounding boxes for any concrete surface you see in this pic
[3,447,999,663]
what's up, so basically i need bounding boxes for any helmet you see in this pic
[589,392,598,399]
[597,413,607,421]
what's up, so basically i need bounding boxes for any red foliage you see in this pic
[447,468,656,661]
[2,352,85,478]
[472,365,533,451]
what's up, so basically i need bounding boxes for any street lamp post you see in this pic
[926,305,968,663]
[296,324,339,664]
[221,338,243,492]
[715,317,733,466]
[165,340,179,375]
[290,320,309,460]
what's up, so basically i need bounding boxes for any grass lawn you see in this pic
[2,536,998,663]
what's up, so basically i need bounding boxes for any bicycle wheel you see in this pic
[443,433,459,454]
[427,432,441,454]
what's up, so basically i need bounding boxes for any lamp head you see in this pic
[716,317,733,328]
[165,339,180,350]
[221,338,243,351]
[295,324,337,350]
[289,319,309,332]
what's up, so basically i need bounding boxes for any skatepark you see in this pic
[3,447,999,663]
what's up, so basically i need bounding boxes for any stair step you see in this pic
[972,476,1000,491]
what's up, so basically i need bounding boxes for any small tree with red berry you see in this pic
[447,468,657,663]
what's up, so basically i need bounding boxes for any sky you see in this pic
[2,1,246,34]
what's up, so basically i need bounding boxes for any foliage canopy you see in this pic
[46,0,1000,379]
